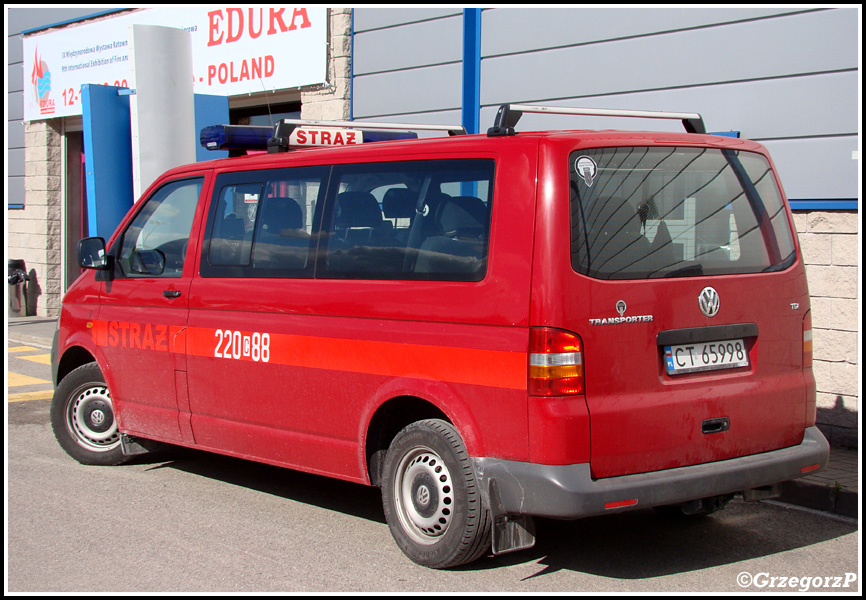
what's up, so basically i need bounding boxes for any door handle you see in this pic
[702,417,730,435]
[163,290,181,299]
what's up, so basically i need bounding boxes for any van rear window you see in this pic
[569,147,797,279]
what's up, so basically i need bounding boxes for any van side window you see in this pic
[208,183,262,267]
[322,159,495,281]
[117,177,203,278]
[201,166,328,278]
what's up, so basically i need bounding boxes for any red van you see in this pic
[51,105,828,568]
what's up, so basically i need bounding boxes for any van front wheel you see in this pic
[381,419,491,568]
[51,363,128,466]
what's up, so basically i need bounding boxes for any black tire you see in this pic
[51,362,129,466]
[381,419,491,569]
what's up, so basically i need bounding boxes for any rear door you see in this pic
[558,143,809,478]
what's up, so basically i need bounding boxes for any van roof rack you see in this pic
[267,118,466,153]
[487,103,706,137]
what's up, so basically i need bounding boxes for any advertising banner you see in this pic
[23,6,327,121]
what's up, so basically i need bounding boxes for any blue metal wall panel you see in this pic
[194,94,230,162]
[479,71,857,140]
[354,8,460,32]
[354,16,462,75]
[762,137,859,203]
[353,64,463,118]
[352,10,463,120]
[479,7,814,57]
[81,84,133,239]
[479,10,858,107]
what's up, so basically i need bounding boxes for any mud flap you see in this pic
[488,478,536,555]
[120,433,158,456]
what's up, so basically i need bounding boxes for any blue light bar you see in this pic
[363,131,417,142]
[201,121,436,154]
[200,125,271,151]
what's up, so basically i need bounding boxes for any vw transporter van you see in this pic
[52,105,828,568]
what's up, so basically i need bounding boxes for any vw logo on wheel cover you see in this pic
[416,485,430,507]
[699,287,720,317]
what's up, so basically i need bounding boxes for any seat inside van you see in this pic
[334,191,395,247]
[253,197,309,269]
[414,195,489,276]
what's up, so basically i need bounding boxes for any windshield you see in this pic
[569,147,797,280]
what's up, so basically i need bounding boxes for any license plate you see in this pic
[664,339,749,375]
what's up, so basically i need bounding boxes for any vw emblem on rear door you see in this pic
[699,287,720,318]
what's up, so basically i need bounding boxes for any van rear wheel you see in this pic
[381,419,491,568]
[51,363,128,466]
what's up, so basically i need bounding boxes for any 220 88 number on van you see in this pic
[52,105,829,569]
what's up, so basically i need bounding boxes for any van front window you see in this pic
[569,147,797,279]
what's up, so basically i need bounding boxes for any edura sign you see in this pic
[23,6,326,121]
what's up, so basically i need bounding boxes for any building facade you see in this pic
[7,7,859,446]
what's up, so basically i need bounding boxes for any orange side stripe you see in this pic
[186,327,527,390]
[89,319,528,391]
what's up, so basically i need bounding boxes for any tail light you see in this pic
[529,327,584,396]
[803,310,813,368]
[803,309,817,427]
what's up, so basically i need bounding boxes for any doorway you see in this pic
[64,130,87,291]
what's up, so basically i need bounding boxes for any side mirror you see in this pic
[77,237,110,270]
[130,249,166,276]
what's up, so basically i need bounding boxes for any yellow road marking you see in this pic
[8,346,40,353]
[8,372,51,387]
[18,353,52,365]
[8,390,54,403]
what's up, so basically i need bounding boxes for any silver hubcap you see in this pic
[67,384,119,452]
[394,447,454,544]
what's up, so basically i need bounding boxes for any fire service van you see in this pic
[52,105,828,568]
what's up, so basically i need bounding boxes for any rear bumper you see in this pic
[473,426,829,519]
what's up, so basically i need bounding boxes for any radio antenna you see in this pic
[260,78,274,127]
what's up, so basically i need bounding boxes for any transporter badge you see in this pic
[589,300,653,326]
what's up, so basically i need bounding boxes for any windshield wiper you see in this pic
[762,250,797,272]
